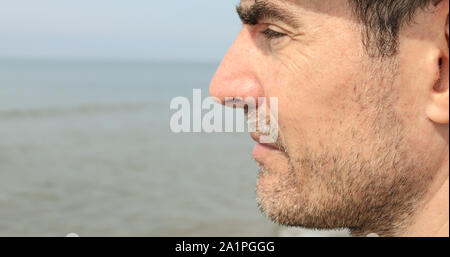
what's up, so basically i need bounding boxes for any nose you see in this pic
[209,28,265,107]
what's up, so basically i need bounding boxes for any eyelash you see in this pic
[260,28,286,39]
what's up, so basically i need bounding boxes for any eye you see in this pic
[261,28,286,39]
[260,25,287,40]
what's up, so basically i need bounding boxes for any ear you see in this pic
[426,1,449,124]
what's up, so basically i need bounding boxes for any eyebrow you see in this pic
[236,0,301,29]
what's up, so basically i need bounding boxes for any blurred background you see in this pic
[0,0,348,236]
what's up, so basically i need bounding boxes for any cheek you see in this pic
[261,27,371,150]
[269,58,369,152]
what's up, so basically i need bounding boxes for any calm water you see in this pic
[0,58,283,236]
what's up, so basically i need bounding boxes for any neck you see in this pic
[400,156,449,237]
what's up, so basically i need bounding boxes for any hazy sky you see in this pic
[0,0,241,61]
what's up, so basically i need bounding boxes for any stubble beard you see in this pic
[255,59,434,237]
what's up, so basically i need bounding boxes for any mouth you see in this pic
[250,131,287,163]
[250,132,282,151]
[245,105,284,160]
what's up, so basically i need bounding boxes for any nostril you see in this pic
[224,97,244,108]
[223,97,258,113]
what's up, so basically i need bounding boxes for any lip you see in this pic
[250,132,280,150]
[252,143,283,162]
[250,132,284,161]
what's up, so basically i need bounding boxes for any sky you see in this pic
[0,0,242,61]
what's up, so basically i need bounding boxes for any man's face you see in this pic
[210,0,436,236]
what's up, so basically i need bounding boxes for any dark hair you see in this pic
[349,0,442,57]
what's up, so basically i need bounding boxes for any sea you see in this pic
[0,58,349,236]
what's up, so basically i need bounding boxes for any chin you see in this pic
[255,164,341,230]
[255,165,307,227]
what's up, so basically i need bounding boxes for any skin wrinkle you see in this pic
[209,0,449,236]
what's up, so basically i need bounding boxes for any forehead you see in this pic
[240,0,318,8]
[240,0,295,9]
[239,0,348,14]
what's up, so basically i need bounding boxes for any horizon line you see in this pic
[0,55,222,64]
